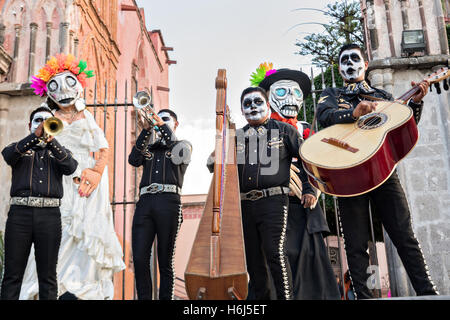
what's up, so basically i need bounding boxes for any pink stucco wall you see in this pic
[112,0,171,299]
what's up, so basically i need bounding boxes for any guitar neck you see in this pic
[396,85,421,104]
[393,67,449,103]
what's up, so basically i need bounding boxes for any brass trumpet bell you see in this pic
[133,91,152,110]
[43,116,64,137]
[133,90,158,128]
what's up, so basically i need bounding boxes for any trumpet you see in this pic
[42,116,63,140]
[133,90,159,130]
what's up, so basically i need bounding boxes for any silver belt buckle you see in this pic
[246,190,264,201]
[28,196,43,207]
[147,183,164,194]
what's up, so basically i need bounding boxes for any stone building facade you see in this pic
[360,0,450,295]
[0,0,174,299]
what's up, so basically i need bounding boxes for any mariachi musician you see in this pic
[207,86,305,300]
[1,106,77,300]
[128,96,192,300]
[252,64,340,300]
[316,43,438,299]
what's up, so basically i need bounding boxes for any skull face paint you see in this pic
[268,80,303,119]
[46,71,83,109]
[158,111,176,131]
[30,111,52,134]
[339,49,365,82]
[241,91,269,122]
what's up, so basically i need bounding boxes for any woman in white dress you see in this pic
[20,54,125,300]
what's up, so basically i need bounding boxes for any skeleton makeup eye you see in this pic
[161,116,171,122]
[340,55,349,64]
[293,88,302,97]
[243,98,264,107]
[276,88,287,97]
[48,80,58,92]
[254,98,264,105]
[350,53,361,62]
[243,99,253,108]
[66,76,77,87]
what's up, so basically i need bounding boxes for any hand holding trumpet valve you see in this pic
[133,91,164,130]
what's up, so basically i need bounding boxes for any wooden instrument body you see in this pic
[184,164,248,300]
[300,101,419,197]
[184,70,248,300]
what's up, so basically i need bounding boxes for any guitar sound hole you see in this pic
[364,116,381,126]
[357,113,388,130]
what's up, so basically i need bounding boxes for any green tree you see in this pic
[294,1,364,67]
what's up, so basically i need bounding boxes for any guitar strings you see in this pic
[337,83,424,141]
[335,99,398,142]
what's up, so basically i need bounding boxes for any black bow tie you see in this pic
[343,81,375,95]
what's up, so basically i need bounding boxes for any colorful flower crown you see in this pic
[249,62,277,86]
[31,53,95,97]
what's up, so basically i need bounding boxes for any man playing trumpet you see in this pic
[1,106,78,300]
[129,95,192,300]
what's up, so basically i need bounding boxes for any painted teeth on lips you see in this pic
[59,94,76,103]
[282,107,297,117]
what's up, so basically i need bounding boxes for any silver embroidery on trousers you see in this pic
[278,205,291,300]
[170,204,183,300]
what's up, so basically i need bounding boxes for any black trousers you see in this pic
[338,171,437,299]
[132,193,182,300]
[241,194,293,300]
[1,205,61,300]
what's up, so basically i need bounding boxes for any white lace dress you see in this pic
[20,109,125,300]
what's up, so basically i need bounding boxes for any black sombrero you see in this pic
[258,68,311,98]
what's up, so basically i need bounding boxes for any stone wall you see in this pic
[397,75,450,295]
[362,0,450,296]
[362,0,449,59]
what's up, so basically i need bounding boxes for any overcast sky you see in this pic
[135,0,332,195]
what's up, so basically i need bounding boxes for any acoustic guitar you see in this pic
[300,67,449,197]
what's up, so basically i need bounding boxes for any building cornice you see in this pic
[150,29,171,62]
[368,54,450,71]
[0,82,34,96]
[131,0,164,72]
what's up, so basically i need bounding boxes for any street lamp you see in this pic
[401,29,426,56]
